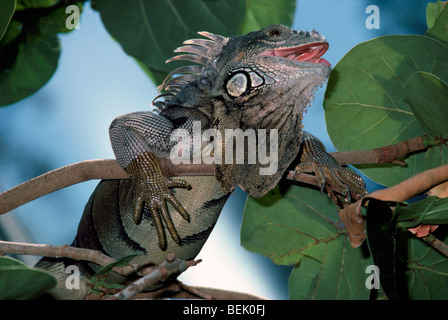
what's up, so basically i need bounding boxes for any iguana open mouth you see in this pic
[259,42,331,66]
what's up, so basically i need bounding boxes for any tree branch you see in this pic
[0,240,138,276]
[0,135,430,215]
[422,234,448,258]
[105,253,199,300]
[0,159,216,215]
[330,135,427,166]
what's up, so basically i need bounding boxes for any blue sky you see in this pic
[0,0,431,299]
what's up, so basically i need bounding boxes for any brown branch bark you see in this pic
[106,253,195,300]
[422,234,448,258]
[0,135,429,216]
[0,159,215,215]
[331,135,427,165]
[0,240,139,276]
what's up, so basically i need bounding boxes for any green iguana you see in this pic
[35,24,366,299]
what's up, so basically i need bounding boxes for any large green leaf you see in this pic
[0,33,61,106]
[395,196,448,228]
[0,256,57,299]
[324,35,448,186]
[16,0,60,10]
[0,0,16,41]
[97,0,246,79]
[38,2,83,34]
[404,232,448,299]
[288,235,370,300]
[405,72,448,137]
[97,0,296,86]
[0,1,83,106]
[426,1,446,29]
[241,183,372,299]
[426,1,448,45]
[404,72,448,171]
[239,0,295,33]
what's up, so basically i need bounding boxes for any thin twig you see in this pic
[0,240,137,276]
[106,253,196,300]
[422,234,448,258]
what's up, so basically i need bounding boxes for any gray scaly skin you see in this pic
[35,24,366,299]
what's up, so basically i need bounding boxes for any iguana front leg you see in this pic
[294,131,367,200]
[109,112,191,250]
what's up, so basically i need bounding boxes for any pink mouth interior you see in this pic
[259,42,331,67]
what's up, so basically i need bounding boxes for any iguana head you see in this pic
[156,25,331,196]
[156,24,331,129]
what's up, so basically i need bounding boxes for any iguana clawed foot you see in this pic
[294,156,366,202]
[126,152,191,250]
[133,175,191,250]
[294,132,367,202]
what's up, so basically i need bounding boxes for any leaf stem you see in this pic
[422,234,448,258]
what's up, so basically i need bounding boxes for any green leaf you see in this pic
[405,72,448,138]
[426,1,446,29]
[97,0,246,84]
[242,184,340,265]
[395,196,448,228]
[404,233,448,299]
[88,253,142,295]
[0,1,83,106]
[16,0,60,10]
[38,2,83,34]
[324,35,448,186]
[239,0,295,33]
[426,1,448,45]
[1,19,23,47]
[0,256,57,299]
[92,252,143,277]
[241,182,372,299]
[0,0,16,41]
[404,72,448,171]
[0,33,60,106]
[289,236,371,300]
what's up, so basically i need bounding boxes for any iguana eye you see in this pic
[269,29,281,37]
[226,72,249,97]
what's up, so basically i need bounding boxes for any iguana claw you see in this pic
[294,132,367,201]
[294,157,366,201]
[133,175,191,250]
[126,151,192,250]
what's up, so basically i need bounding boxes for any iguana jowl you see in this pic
[36,24,366,299]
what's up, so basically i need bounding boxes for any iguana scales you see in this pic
[35,24,366,299]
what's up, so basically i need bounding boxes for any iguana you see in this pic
[35,24,366,299]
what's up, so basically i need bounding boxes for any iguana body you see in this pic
[35,25,365,299]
